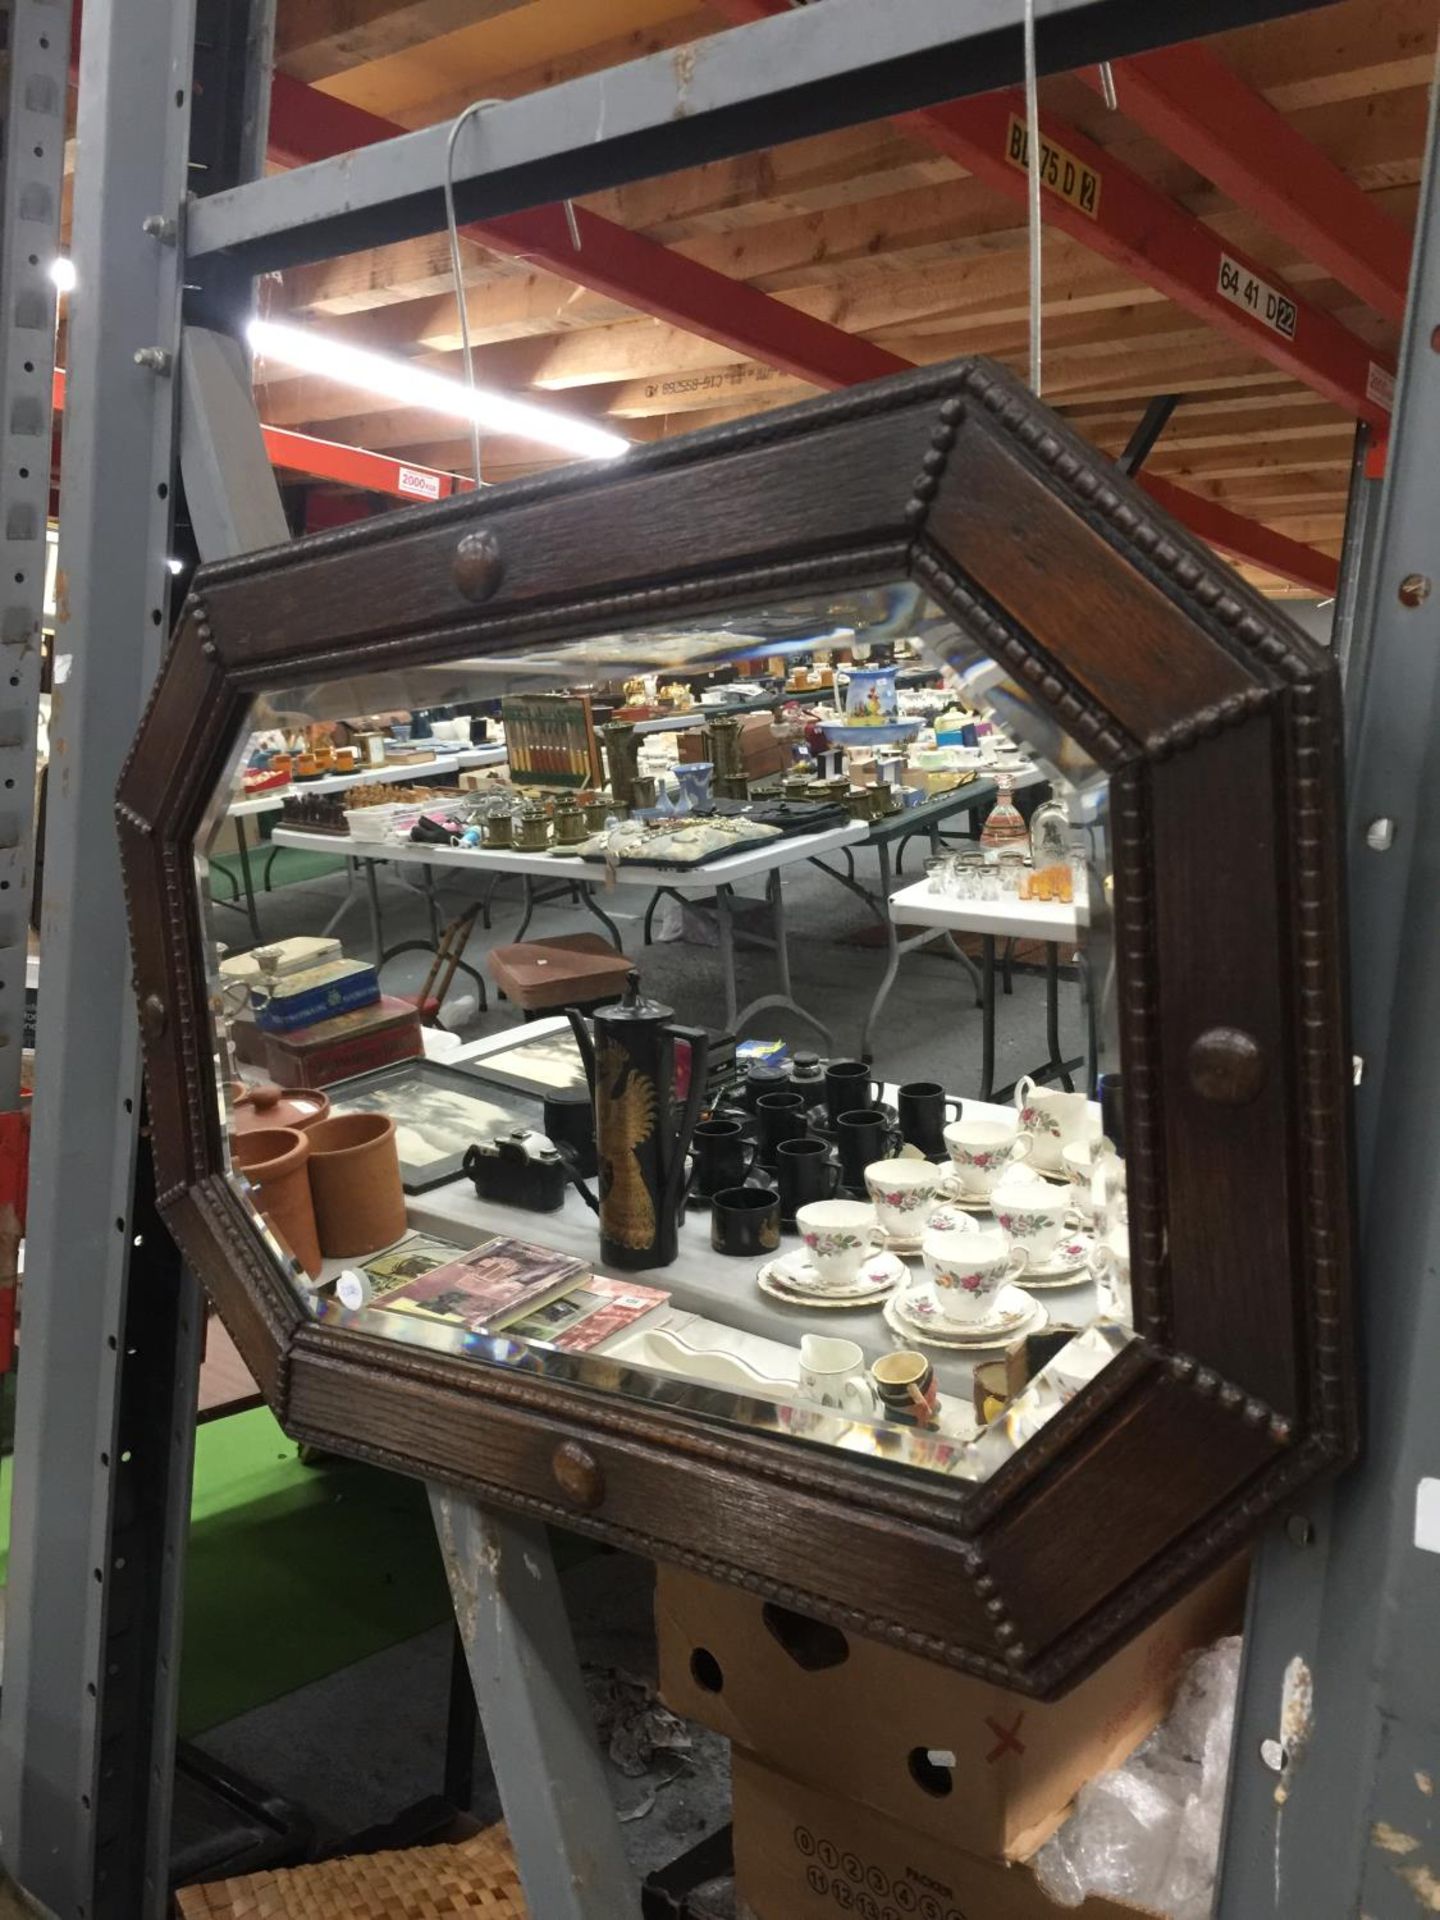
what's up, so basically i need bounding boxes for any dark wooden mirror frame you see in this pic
[117,358,1356,1696]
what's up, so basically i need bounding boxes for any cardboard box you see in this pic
[732,1753,1161,1920]
[657,1558,1244,1863]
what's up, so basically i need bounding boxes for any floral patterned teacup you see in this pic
[795,1198,883,1288]
[1013,1074,1100,1174]
[921,1223,1026,1326]
[991,1174,1071,1265]
[1061,1139,1100,1221]
[942,1117,1033,1198]
[863,1158,943,1242]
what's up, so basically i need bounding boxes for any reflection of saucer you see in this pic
[935,1176,997,1212]
[1018,1231,1095,1286]
[884,1284,1046,1349]
[877,1227,929,1254]
[758,1249,905,1308]
[877,1210,969,1254]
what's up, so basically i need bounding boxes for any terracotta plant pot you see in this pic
[306,1112,407,1259]
[229,1125,323,1279]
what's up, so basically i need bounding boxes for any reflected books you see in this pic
[507,1275,670,1353]
[380,1235,589,1333]
[360,1231,467,1297]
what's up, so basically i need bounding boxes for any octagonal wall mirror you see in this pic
[118,359,1355,1696]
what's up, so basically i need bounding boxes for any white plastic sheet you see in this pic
[1033,1636,1243,1917]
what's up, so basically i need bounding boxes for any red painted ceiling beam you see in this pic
[1137,472,1337,594]
[899,91,1392,428]
[265,72,1335,591]
[709,0,1393,428]
[51,368,468,501]
[1089,45,1410,325]
[267,74,907,390]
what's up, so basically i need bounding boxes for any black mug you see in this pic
[756,1088,809,1161]
[835,1107,903,1189]
[897,1080,963,1159]
[543,1091,597,1179]
[775,1137,841,1221]
[743,1060,794,1110]
[711,1184,782,1258]
[824,1059,879,1127]
[690,1116,757,1198]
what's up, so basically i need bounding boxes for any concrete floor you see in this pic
[195,839,1082,1880]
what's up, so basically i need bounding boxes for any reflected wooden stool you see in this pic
[487,932,630,1017]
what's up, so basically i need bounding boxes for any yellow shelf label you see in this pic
[1005,115,1102,218]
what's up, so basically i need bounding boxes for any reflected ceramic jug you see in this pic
[1013,1074,1100,1174]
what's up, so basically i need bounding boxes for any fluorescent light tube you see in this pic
[247,318,627,463]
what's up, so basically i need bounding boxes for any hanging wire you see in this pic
[1023,0,1042,393]
[1098,60,1118,110]
[444,98,503,488]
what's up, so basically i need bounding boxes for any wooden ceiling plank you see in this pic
[275,0,529,85]
[1211,0,1438,112]
[382,7,717,129]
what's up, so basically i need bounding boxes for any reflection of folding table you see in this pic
[221,746,508,942]
[269,821,866,1045]
[807,770,1048,1060]
[886,880,1092,1102]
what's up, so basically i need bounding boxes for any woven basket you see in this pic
[174,1825,526,1918]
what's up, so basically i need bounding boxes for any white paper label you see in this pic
[1415,1477,1440,1552]
[1216,252,1298,340]
[1367,361,1397,412]
[397,465,442,500]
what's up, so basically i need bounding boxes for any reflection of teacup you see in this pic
[796,1199,882,1288]
[922,1223,1026,1325]
[1092,1225,1133,1320]
[1014,1075,1099,1173]
[864,1158,942,1240]
[1061,1140,1101,1221]
[943,1118,1032,1197]
[991,1176,1071,1265]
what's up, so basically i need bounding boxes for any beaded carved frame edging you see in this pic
[115,356,1356,1697]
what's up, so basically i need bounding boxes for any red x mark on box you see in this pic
[985,1711,1027,1763]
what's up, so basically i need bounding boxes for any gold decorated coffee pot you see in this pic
[566,976,710,1271]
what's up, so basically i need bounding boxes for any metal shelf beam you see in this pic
[183,0,1321,277]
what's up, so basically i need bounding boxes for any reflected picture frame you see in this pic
[116,358,1356,1696]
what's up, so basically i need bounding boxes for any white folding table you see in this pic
[220,745,508,941]
[270,819,868,1043]
[887,878,1092,1100]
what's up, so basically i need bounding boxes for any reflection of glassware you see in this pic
[980,774,1028,850]
[1028,797,1070,869]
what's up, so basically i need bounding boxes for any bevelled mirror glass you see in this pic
[120,360,1355,1694]
[192,587,1126,1488]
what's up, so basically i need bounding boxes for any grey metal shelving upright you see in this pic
[0,0,1430,1914]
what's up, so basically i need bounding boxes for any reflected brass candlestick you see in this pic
[603,720,640,810]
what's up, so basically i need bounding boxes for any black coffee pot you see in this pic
[567,976,710,1271]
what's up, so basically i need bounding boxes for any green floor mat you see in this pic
[210,845,348,899]
[0,1408,450,1733]
[177,1408,450,1733]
